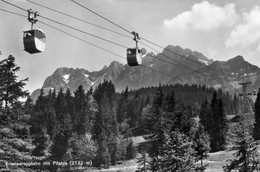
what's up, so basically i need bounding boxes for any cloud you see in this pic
[163,1,238,31]
[225,6,260,50]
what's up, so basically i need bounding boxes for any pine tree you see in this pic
[94,132,110,168]
[50,88,71,162]
[73,85,87,135]
[0,55,28,110]
[161,130,195,172]
[253,88,260,140]
[92,81,119,167]
[193,124,211,171]
[65,132,97,162]
[199,99,212,135]
[0,55,33,162]
[224,122,260,172]
[31,127,51,158]
[147,85,165,171]
[117,87,129,123]
[210,92,227,152]
[233,94,239,115]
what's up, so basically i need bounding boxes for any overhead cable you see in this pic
[26,0,132,39]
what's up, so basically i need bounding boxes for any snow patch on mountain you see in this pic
[63,74,70,84]
[198,59,209,65]
[82,73,89,78]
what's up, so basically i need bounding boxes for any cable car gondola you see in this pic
[127,48,142,66]
[23,28,46,54]
[23,9,46,54]
[127,31,142,66]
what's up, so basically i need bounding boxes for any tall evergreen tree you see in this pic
[193,124,211,171]
[161,130,195,172]
[50,88,71,162]
[31,127,51,158]
[0,55,33,162]
[117,87,129,123]
[92,81,119,167]
[0,55,28,110]
[224,122,260,172]
[73,85,87,135]
[233,94,239,115]
[210,91,227,152]
[147,85,165,171]
[199,99,212,135]
[253,88,260,140]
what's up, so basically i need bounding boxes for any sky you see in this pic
[1,0,260,93]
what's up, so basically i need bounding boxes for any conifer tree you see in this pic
[147,85,165,171]
[0,55,33,162]
[117,87,129,123]
[92,81,119,167]
[224,122,260,172]
[210,92,227,151]
[73,85,87,135]
[31,127,51,158]
[193,124,211,171]
[161,130,195,171]
[0,55,28,110]
[50,88,71,162]
[199,99,212,135]
[94,132,110,168]
[253,88,260,140]
[65,132,97,162]
[233,94,239,115]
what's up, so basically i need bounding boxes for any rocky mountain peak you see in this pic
[227,55,245,64]
[30,45,260,101]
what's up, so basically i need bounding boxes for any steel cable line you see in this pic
[71,0,132,35]
[1,0,237,82]
[41,20,175,80]
[140,37,213,68]
[1,0,223,82]
[0,8,26,18]
[0,0,232,83]
[1,0,27,12]
[0,0,128,49]
[1,0,203,78]
[0,8,175,80]
[70,0,213,78]
[40,21,126,61]
[23,0,198,76]
[38,15,128,49]
[140,41,226,82]
[70,0,234,82]
[140,37,236,79]
[25,0,133,39]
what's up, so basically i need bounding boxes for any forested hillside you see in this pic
[1,56,260,172]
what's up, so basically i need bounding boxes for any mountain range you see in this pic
[31,45,260,101]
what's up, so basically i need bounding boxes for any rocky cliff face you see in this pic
[31,45,260,101]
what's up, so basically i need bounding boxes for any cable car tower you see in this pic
[238,79,251,101]
[238,78,253,114]
[23,9,46,54]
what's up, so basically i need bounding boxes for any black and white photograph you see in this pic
[1,0,260,171]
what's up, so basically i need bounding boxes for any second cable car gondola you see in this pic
[127,48,142,66]
[23,9,46,54]
[127,31,142,66]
